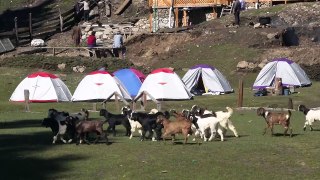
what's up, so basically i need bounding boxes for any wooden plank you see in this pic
[24,90,30,112]
[237,79,243,108]
[29,13,33,41]
[14,17,19,46]
[114,0,132,15]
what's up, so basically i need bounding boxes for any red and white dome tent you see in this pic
[71,70,131,103]
[134,68,192,110]
[9,72,72,102]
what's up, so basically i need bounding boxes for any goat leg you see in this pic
[140,129,147,141]
[289,128,293,137]
[283,127,288,136]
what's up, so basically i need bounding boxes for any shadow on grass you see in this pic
[269,133,301,137]
[0,119,42,129]
[0,131,87,179]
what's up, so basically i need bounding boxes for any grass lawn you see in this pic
[1,66,320,179]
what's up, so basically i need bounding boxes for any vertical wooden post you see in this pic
[149,9,153,33]
[14,17,19,46]
[92,103,97,111]
[59,8,64,32]
[24,90,30,112]
[237,79,243,108]
[53,48,56,56]
[288,98,293,110]
[183,9,187,27]
[29,13,33,41]
[174,8,179,28]
[141,92,147,111]
[115,93,119,112]
[157,102,161,111]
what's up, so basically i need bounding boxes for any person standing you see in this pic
[79,0,90,22]
[112,30,124,59]
[87,31,97,57]
[232,0,242,26]
[71,23,82,46]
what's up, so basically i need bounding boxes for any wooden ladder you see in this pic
[220,3,234,18]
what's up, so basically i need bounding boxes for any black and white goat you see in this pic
[43,109,72,144]
[298,105,320,131]
[99,109,131,137]
[130,111,170,141]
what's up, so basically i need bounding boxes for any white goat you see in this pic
[194,115,224,142]
[298,105,320,131]
[215,107,239,137]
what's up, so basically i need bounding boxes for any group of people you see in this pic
[71,0,125,58]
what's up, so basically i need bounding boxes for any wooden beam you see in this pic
[24,89,30,112]
[174,8,179,28]
[237,79,243,108]
[14,17,19,46]
[29,13,33,41]
[183,9,187,27]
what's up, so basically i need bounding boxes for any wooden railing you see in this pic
[149,0,316,8]
[149,0,232,8]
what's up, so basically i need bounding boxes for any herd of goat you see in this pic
[41,104,320,145]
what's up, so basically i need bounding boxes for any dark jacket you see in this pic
[232,0,242,14]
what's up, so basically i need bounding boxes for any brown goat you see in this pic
[257,107,292,137]
[66,117,108,145]
[156,114,192,144]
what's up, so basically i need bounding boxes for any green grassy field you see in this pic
[1,66,320,179]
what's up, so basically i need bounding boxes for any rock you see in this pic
[292,21,299,27]
[237,61,249,69]
[254,23,261,29]
[57,63,66,70]
[84,26,91,32]
[267,33,277,39]
[258,62,267,69]
[248,62,257,69]
[78,66,86,73]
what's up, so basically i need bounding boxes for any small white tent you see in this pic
[72,70,131,101]
[135,68,192,100]
[253,58,311,89]
[10,72,72,102]
[182,64,233,95]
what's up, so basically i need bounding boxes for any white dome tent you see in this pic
[72,70,132,102]
[135,68,192,101]
[253,58,311,89]
[10,72,72,102]
[182,64,233,95]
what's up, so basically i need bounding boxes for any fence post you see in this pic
[24,89,30,112]
[29,13,33,41]
[237,79,243,108]
[288,98,293,110]
[14,17,19,46]
[59,8,64,32]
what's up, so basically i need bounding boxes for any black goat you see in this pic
[130,111,170,141]
[99,109,131,137]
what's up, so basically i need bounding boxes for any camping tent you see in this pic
[253,58,311,89]
[182,64,233,95]
[72,70,132,101]
[113,68,145,98]
[10,72,72,102]
[135,68,192,100]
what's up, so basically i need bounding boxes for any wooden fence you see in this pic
[0,6,78,46]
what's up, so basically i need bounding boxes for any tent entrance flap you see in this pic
[191,74,206,94]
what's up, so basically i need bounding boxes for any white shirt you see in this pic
[79,1,89,11]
